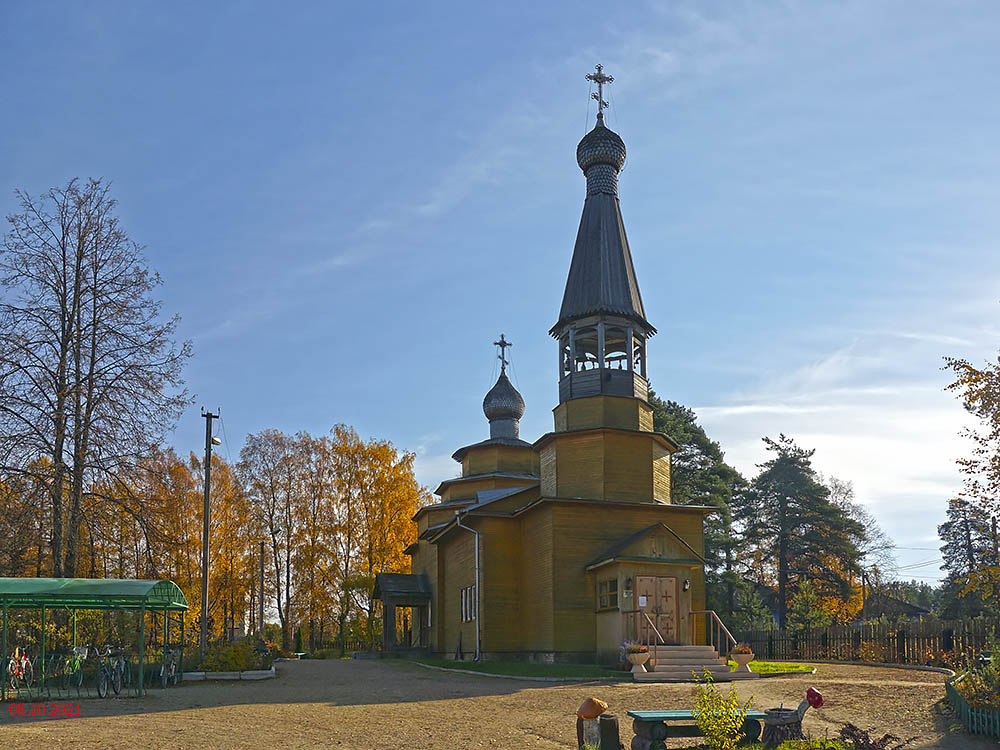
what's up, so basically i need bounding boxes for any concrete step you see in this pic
[651,657,728,666]
[651,663,729,673]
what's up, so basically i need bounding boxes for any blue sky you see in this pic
[3,1,999,581]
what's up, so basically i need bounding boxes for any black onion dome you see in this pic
[483,370,525,422]
[576,119,626,173]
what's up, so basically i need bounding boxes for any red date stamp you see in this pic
[7,703,80,717]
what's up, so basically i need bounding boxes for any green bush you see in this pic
[776,741,849,750]
[309,648,342,660]
[692,669,754,750]
[194,638,276,672]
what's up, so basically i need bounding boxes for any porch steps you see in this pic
[633,645,731,682]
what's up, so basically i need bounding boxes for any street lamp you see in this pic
[199,408,220,662]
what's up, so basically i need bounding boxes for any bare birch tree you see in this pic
[0,178,191,575]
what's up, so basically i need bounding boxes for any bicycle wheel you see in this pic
[111,667,121,695]
[169,666,178,686]
[121,658,131,688]
[22,659,33,688]
[62,662,72,691]
[96,668,108,698]
[7,658,16,690]
[73,663,84,688]
[160,664,166,689]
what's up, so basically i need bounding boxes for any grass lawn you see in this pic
[727,660,814,673]
[411,657,622,679]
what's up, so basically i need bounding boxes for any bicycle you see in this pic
[62,646,87,692]
[107,645,131,689]
[7,647,34,691]
[160,646,180,688]
[95,646,121,698]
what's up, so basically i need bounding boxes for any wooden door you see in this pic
[635,575,679,645]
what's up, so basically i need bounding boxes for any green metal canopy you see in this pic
[0,577,188,611]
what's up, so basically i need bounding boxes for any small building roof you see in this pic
[0,577,188,611]
[373,573,431,602]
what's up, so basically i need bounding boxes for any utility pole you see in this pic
[200,408,220,661]
[259,540,265,638]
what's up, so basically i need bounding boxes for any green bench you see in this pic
[626,709,766,748]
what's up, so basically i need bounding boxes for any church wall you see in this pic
[553,395,654,433]
[409,540,438,646]
[441,475,537,503]
[462,445,539,477]
[652,442,672,503]
[603,433,655,502]
[479,517,522,652]
[540,445,557,496]
[547,502,707,658]
[518,505,554,652]
[437,531,477,659]
[554,433,604,498]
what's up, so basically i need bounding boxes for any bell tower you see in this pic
[538,65,675,503]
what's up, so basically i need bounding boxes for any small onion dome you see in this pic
[576,116,626,173]
[483,370,525,423]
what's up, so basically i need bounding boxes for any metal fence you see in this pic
[736,619,1000,666]
[946,674,1000,740]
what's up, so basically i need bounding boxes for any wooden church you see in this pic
[376,68,729,673]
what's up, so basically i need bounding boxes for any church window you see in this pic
[461,585,477,622]
[598,579,618,610]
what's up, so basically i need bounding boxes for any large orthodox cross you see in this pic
[586,64,614,118]
[494,334,512,372]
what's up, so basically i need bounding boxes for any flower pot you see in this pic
[627,651,650,674]
[732,652,754,673]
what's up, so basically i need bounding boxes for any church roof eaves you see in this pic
[511,496,718,518]
[433,471,540,497]
[451,436,536,462]
[533,427,679,453]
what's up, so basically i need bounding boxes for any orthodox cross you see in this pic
[586,64,614,118]
[494,334,512,372]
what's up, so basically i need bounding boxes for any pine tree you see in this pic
[938,497,992,617]
[734,435,865,628]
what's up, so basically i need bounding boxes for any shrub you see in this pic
[777,741,848,750]
[309,648,342,660]
[194,638,276,672]
[692,669,754,750]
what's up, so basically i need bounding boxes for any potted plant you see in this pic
[732,643,754,673]
[623,642,650,674]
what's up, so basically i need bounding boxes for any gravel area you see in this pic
[0,659,990,749]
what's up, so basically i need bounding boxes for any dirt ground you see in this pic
[0,659,990,749]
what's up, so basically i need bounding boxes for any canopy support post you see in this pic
[72,609,77,648]
[138,604,146,697]
[180,612,185,680]
[40,605,46,691]
[2,599,7,701]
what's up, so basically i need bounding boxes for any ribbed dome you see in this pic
[483,370,525,422]
[576,118,626,173]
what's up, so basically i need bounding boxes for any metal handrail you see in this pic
[689,610,737,659]
[621,608,666,669]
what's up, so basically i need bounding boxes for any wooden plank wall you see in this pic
[519,505,555,651]
[437,531,477,658]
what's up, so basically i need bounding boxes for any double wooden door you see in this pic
[634,575,678,645]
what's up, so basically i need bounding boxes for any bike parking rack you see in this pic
[0,577,188,699]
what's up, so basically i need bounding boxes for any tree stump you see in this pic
[761,708,803,746]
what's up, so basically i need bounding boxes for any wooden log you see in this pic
[739,718,762,745]
[630,737,666,750]
[631,719,667,740]
[599,713,621,750]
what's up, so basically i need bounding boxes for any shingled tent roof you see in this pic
[551,195,649,334]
